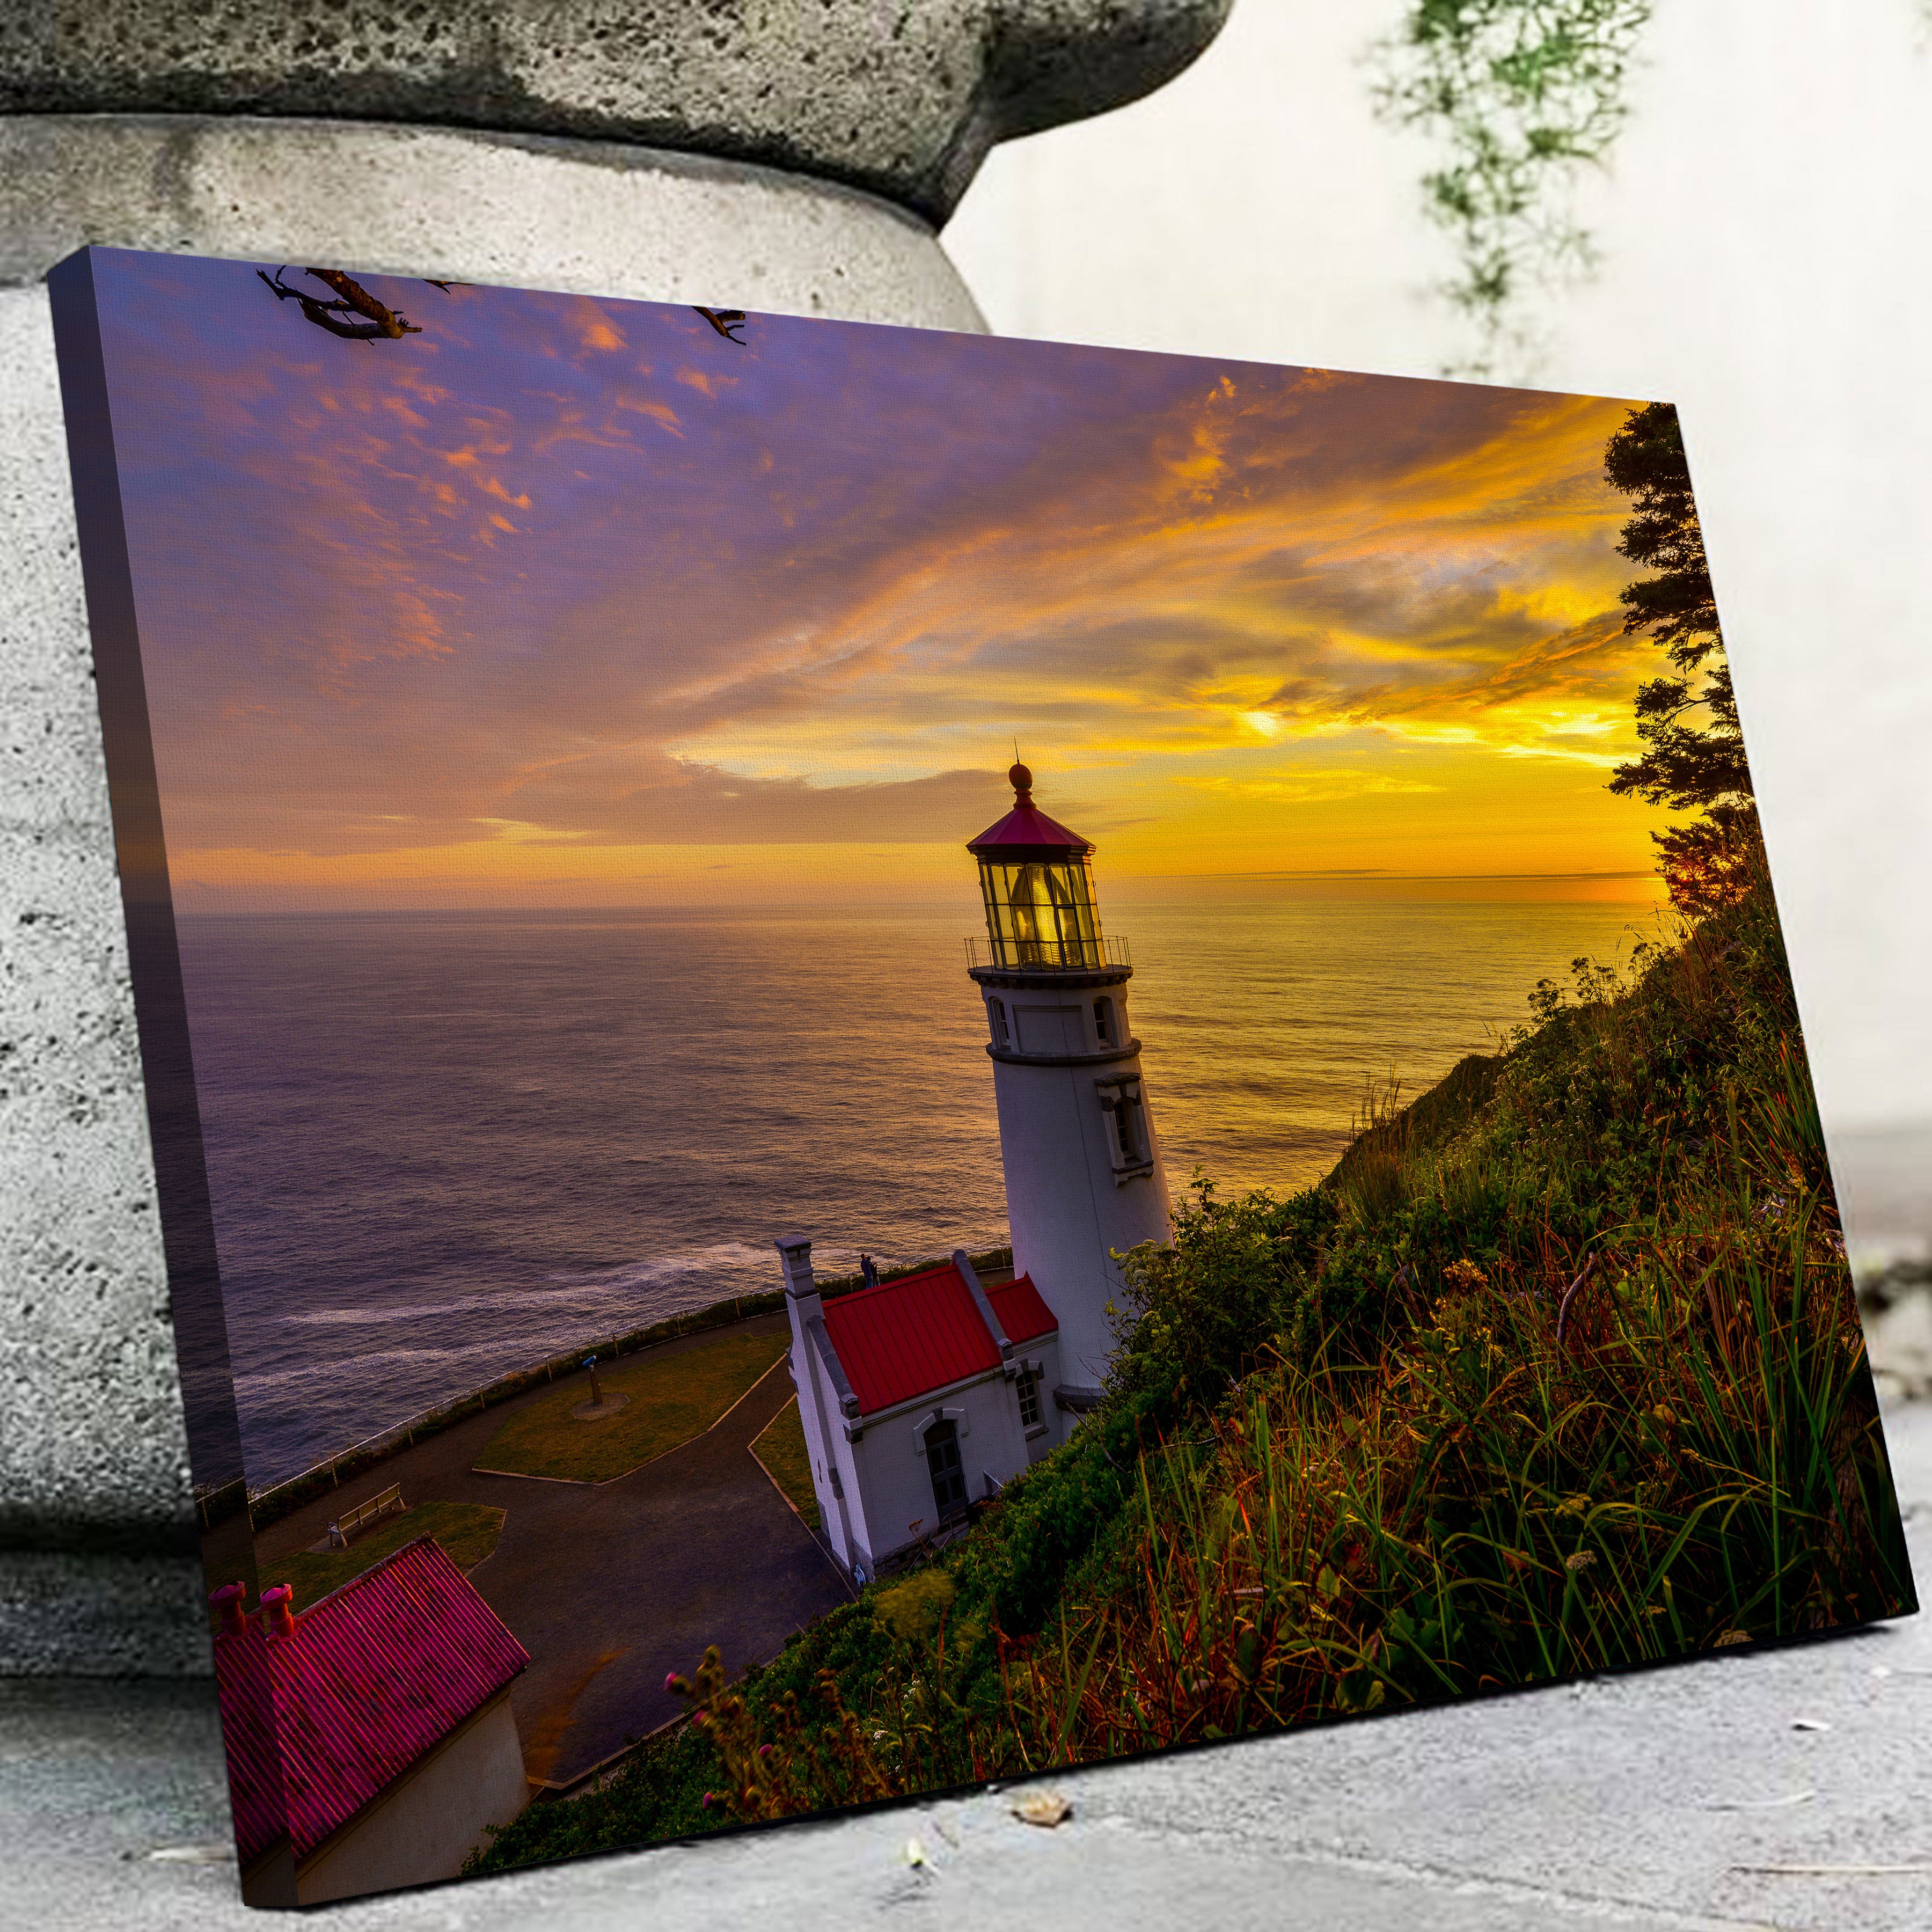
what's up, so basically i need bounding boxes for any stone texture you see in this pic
[0,117,992,317]
[0,288,192,1547]
[0,0,1234,223]
[6,1401,1931,1930]
[0,3,1238,1674]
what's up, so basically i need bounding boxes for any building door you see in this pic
[924,1418,968,1518]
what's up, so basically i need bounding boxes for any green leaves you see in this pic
[1371,0,1654,376]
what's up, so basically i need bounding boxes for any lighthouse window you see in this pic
[1016,1369,1042,1430]
[1093,996,1114,1044]
[989,998,1011,1049]
[1113,1099,1137,1160]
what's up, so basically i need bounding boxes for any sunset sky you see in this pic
[91,250,1683,912]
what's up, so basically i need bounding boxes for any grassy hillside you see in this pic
[470,871,1911,1869]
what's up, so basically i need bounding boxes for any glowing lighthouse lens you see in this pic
[980,858,1101,968]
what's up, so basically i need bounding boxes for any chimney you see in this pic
[774,1235,818,1307]
[260,1584,296,1640]
[210,1582,249,1637]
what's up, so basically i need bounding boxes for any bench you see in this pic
[326,1483,405,1549]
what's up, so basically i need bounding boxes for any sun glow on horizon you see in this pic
[95,254,1680,916]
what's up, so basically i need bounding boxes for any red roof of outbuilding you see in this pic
[988,1274,1059,1346]
[822,1262,1058,1415]
[215,1536,529,1866]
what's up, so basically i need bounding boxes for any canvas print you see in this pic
[50,245,1912,1907]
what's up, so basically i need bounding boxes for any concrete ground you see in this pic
[249,1315,849,1784]
[5,1402,1930,1930]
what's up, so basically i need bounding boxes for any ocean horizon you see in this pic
[176,892,1670,1487]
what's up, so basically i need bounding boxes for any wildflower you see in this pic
[758,1742,774,1758]
[700,1791,713,1810]
[1564,1550,1597,1573]
[1714,1629,1751,1647]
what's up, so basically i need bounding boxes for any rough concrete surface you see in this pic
[0,118,991,320]
[0,284,192,1546]
[0,0,1233,223]
[0,0,1237,1622]
[6,1399,1929,1931]
[0,103,997,1631]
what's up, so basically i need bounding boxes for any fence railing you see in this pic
[964,933,1130,971]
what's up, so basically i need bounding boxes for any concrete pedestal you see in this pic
[0,1,1232,1675]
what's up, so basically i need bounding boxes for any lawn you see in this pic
[476,1327,787,1483]
[750,1396,820,1529]
[260,1501,507,1612]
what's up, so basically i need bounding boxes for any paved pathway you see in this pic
[251,1313,850,1784]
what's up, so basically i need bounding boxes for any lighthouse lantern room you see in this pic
[966,764,1172,1407]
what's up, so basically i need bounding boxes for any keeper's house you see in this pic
[776,1239,1065,1583]
[213,1536,530,1907]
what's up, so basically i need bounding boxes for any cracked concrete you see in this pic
[7,1399,1929,1931]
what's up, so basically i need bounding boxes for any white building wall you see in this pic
[296,1690,527,1905]
[843,1361,1058,1572]
[777,1239,860,1569]
[984,980,1170,1393]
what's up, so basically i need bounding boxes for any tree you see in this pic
[1602,401,1759,914]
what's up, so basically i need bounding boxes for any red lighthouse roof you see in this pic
[214,1536,529,1867]
[822,1258,1058,1415]
[968,762,1093,861]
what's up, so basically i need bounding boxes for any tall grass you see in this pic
[1002,1122,1900,1759]
[469,873,1911,1869]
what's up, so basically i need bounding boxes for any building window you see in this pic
[989,997,1011,1049]
[1097,1077,1151,1174]
[925,1418,968,1518]
[1093,996,1114,1045]
[1016,1370,1041,1430]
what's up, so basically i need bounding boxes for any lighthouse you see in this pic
[966,764,1172,1404]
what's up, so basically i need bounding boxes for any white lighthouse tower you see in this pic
[966,763,1172,1406]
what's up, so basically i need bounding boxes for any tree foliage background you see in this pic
[1373,0,1653,378]
[1601,401,1760,916]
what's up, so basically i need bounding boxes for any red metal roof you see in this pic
[967,799,1093,858]
[215,1536,528,1865]
[822,1262,1058,1414]
[988,1273,1058,1346]
[212,1616,287,1868]
[968,763,1093,859]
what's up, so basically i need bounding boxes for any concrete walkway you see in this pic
[251,1314,850,1784]
[7,1401,1930,1929]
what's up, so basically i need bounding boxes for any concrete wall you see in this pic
[0,0,1234,1674]
[296,1688,528,1904]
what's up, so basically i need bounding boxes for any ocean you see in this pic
[175,895,1665,1487]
